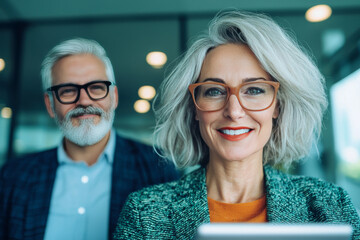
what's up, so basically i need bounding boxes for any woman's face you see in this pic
[196,44,279,164]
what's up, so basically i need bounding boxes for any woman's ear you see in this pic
[272,101,280,119]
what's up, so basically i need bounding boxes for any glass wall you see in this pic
[0,28,13,167]
[331,68,360,210]
[331,68,360,181]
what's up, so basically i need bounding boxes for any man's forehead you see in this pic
[51,54,107,85]
[53,53,104,68]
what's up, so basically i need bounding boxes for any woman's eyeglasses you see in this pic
[188,81,280,112]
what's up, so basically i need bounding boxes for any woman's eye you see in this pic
[245,87,265,95]
[204,88,225,97]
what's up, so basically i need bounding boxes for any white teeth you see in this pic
[220,129,250,135]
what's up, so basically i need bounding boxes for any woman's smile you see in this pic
[217,127,253,141]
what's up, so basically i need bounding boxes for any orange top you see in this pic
[208,195,267,222]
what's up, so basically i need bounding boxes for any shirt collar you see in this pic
[57,129,116,165]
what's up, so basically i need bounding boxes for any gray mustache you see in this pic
[67,106,104,118]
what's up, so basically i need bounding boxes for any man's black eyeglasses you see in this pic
[47,80,113,104]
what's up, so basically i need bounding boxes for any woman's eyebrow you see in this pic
[202,77,268,84]
[243,77,268,83]
[202,78,225,83]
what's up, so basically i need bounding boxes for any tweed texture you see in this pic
[113,165,360,240]
[0,134,179,240]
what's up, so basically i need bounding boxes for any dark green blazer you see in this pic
[114,165,360,240]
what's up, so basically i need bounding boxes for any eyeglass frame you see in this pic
[188,80,280,112]
[46,80,113,104]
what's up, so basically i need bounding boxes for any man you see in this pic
[0,38,179,240]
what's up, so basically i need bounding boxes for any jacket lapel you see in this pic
[168,165,311,239]
[264,165,309,222]
[171,168,210,239]
[109,135,141,239]
[24,148,58,239]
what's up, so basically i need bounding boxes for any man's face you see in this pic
[44,54,118,146]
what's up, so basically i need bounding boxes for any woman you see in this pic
[113,11,360,239]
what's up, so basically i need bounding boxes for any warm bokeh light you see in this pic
[1,107,12,118]
[146,51,167,69]
[134,99,150,113]
[138,85,156,100]
[305,5,332,22]
[0,58,5,72]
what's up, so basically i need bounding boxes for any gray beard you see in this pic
[55,106,114,146]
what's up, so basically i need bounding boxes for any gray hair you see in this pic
[41,38,115,91]
[154,11,328,169]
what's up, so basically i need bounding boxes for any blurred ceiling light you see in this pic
[138,85,156,100]
[146,51,167,69]
[134,99,150,113]
[306,4,332,22]
[0,58,5,72]
[322,29,345,57]
[1,107,12,118]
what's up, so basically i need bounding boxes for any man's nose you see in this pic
[76,88,93,105]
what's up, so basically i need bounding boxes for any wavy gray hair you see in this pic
[41,38,115,91]
[154,11,328,169]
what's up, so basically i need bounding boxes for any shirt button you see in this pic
[81,175,89,183]
[78,207,86,215]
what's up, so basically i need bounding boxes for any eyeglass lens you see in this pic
[57,82,109,103]
[194,82,276,111]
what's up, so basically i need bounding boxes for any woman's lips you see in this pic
[218,127,252,141]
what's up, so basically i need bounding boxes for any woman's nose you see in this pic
[223,94,246,120]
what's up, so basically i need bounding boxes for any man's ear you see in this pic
[44,93,55,118]
[113,86,118,109]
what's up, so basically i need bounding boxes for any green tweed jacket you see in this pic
[113,165,360,240]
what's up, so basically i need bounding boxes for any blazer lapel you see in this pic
[171,168,210,240]
[168,165,311,239]
[24,149,58,239]
[109,135,141,239]
[264,166,309,222]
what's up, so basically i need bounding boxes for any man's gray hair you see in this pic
[41,38,115,91]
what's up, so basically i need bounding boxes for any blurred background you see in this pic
[0,0,359,210]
